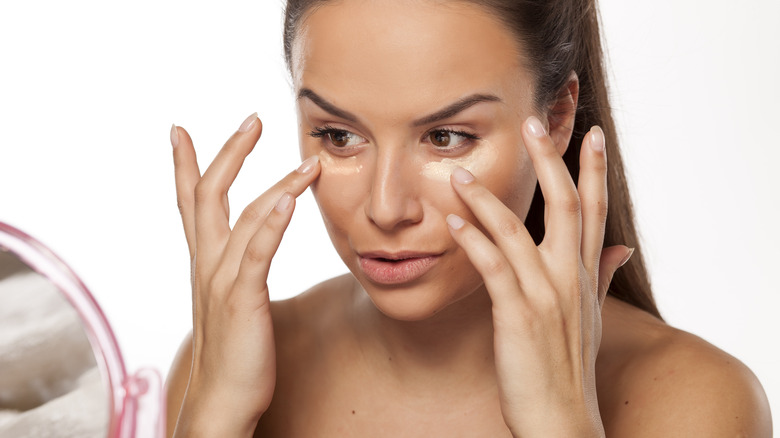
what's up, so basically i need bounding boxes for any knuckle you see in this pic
[243,241,268,264]
[193,178,224,206]
[177,198,187,216]
[207,272,230,294]
[586,198,608,218]
[223,292,244,318]
[537,291,562,313]
[237,204,266,227]
[555,194,581,215]
[498,217,524,238]
[483,255,508,277]
[193,180,211,205]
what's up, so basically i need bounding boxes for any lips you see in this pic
[358,251,441,285]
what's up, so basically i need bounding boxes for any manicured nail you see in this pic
[590,126,605,152]
[619,247,635,267]
[170,124,179,148]
[446,214,466,230]
[451,166,475,184]
[296,155,319,174]
[275,192,293,212]
[526,116,546,138]
[238,112,258,133]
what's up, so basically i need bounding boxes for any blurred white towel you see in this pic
[0,270,108,437]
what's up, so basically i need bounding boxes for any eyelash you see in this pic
[307,125,481,152]
[308,125,347,140]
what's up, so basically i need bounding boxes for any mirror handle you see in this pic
[119,368,165,438]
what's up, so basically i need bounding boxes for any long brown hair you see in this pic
[283,0,662,319]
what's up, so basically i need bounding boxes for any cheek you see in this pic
[420,142,499,182]
[480,143,536,222]
[311,152,369,238]
[420,137,536,221]
[317,150,363,176]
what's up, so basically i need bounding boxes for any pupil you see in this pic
[329,131,348,147]
[432,131,450,147]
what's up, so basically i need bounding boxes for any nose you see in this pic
[365,147,423,231]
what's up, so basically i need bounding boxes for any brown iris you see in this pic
[429,130,450,147]
[328,130,350,147]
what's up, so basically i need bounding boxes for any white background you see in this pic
[1,0,778,426]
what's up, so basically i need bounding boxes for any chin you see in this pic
[357,274,485,322]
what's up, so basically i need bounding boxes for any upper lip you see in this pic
[358,251,442,261]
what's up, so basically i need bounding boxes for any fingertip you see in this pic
[170,124,179,148]
[446,213,466,231]
[238,112,259,133]
[525,115,547,138]
[589,125,605,152]
[171,125,194,149]
[450,166,475,185]
[618,247,635,268]
[296,155,320,174]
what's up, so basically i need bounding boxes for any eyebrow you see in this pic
[298,88,359,122]
[297,88,502,127]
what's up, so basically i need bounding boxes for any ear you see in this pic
[546,71,579,157]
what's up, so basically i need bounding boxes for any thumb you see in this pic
[597,245,634,305]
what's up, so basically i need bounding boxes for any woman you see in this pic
[165,0,772,436]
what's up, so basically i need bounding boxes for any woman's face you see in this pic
[293,0,544,321]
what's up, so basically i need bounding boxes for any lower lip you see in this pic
[358,256,439,285]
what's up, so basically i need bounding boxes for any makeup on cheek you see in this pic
[420,145,497,182]
[319,150,363,175]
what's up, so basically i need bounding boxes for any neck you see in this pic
[353,282,498,393]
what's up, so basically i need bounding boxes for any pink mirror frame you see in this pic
[0,222,165,438]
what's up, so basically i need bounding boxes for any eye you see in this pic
[308,125,366,148]
[425,129,479,149]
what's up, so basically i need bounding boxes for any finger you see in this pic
[597,245,633,306]
[171,124,201,260]
[449,167,542,282]
[523,116,581,253]
[578,126,609,278]
[232,192,297,306]
[194,112,262,266]
[445,213,525,311]
[581,244,632,365]
[218,156,320,278]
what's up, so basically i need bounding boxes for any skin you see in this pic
[165,1,772,437]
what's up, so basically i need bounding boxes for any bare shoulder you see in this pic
[597,297,772,437]
[267,273,357,380]
[270,272,356,338]
[254,274,358,436]
[165,331,193,438]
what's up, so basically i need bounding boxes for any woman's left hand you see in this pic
[447,116,633,437]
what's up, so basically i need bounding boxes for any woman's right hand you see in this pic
[169,113,321,437]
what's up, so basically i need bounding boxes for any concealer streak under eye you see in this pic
[319,151,363,175]
[420,146,497,181]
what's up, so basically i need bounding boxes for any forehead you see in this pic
[292,0,533,118]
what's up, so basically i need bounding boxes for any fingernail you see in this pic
[296,155,319,174]
[446,214,466,230]
[275,192,293,212]
[590,126,605,152]
[451,166,475,184]
[526,116,546,138]
[619,247,635,267]
[170,124,179,148]
[238,112,258,133]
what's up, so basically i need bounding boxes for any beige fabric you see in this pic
[0,269,108,437]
